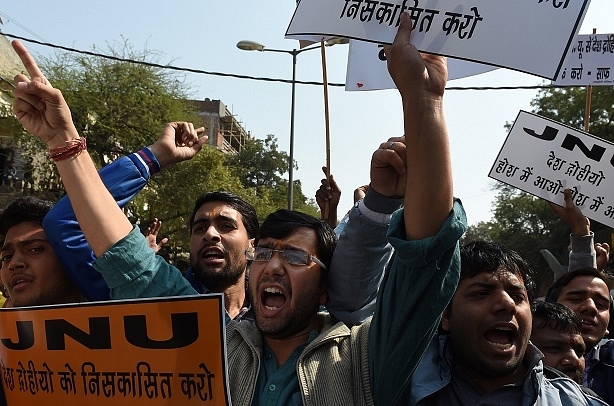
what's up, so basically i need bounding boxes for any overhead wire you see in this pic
[2,32,568,92]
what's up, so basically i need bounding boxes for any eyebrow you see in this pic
[192,214,238,227]
[1,238,49,253]
[465,281,526,292]
[256,241,308,253]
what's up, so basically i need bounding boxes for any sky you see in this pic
[0,1,611,226]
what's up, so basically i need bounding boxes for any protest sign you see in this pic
[0,295,229,405]
[287,0,590,79]
[552,33,614,86]
[489,110,614,228]
[345,39,496,91]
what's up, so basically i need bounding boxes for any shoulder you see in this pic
[544,376,609,405]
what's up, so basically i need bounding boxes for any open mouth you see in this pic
[484,326,516,350]
[262,287,287,311]
[200,247,225,261]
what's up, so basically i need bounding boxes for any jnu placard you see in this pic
[287,0,590,79]
[489,111,614,229]
[0,295,230,405]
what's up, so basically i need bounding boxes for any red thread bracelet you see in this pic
[49,138,87,162]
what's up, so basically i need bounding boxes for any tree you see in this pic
[226,135,318,217]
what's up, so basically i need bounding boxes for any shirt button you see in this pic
[266,353,272,360]
[269,384,276,392]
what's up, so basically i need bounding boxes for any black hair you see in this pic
[258,209,337,271]
[545,267,613,303]
[0,196,54,239]
[460,240,536,300]
[189,191,259,239]
[531,299,582,334]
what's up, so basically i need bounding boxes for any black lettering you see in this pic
[1,320,34,350]
[46,317,111,350]
[523,125,559,141]
[561,134,606,162]
[125,312,199,349]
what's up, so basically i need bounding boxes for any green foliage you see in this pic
[226,135,318,218]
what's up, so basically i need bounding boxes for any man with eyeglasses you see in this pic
[14,12,466,405]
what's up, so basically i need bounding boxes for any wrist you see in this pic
[147,143,171,170]
[363,185,403,214]
[45,128,81,150]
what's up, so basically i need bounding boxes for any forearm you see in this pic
[52,135,133,256]
[403,99,453,239]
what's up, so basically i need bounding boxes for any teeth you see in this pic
[489,342,512,349]
[494,327,512,331]
[264,305,279,310]
[264,287,282,294]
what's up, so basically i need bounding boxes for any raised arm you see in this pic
[326,136,405,325]
[548,188,598,271]
[12,40,130,255]
[385,14,452,239]
[368,13,466,405]
[12,40,203,299]
[315,167,341,228]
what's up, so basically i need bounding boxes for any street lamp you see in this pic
[236,38,348,210]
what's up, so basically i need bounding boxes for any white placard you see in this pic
[489,111,614,228]
[286,0,590,80]
[552,33,614,86]
[345,39,497,91]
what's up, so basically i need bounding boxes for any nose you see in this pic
[492,291,516,314]
[261,251,285,277]
[203,225,221,242]
[579,299,598,316]
[560,348,582,368]
[7,253,25,272]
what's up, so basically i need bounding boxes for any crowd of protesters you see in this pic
[1,12,613,406]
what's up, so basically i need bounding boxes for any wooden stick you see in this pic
[583,28,597,133]
[321,41,332,221]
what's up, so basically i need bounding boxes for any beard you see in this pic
[248,277,323,340]
[190,258,246,293]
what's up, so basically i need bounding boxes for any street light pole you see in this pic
[236,39,348,210]
[288,49,297,210]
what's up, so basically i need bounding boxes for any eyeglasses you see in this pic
[246,247,327,270]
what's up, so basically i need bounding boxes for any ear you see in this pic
[440,306,451,332]
[245,239,255,259]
